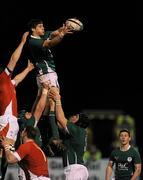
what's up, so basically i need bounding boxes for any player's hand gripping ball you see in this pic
[65,18,83,32]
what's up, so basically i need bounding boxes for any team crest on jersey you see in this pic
[127,157,132,162]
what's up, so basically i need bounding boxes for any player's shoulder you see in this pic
[129,146,140,153]
[67,121,81,133]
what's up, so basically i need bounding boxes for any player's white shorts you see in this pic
[0,114,19,141]
[36,72,59,88]
[18,168,51,180]
[64,164,89,180]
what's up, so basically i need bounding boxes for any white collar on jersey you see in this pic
[120,145,131,151]
[30,35,41,39]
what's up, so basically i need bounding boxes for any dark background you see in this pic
[0,1,142,158]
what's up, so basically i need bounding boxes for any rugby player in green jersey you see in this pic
[49,87,89,180]
[105,129,141,180]
[26,19,73,114]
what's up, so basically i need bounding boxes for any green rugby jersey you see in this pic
[110,146,141,179]
[62,122,87,167]
[28,31,56,75]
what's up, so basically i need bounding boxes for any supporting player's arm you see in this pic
[49,87,67,128]
[7,32,29,72]
[4,150,18,164]
[13,60,34,86]
[1,137,18,163]
[33,86,49,121]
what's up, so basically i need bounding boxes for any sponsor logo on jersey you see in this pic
[118,163,128,170]
[127,157,132,162]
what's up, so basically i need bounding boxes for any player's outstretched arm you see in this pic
[13,60,34,86]
[43,24,73,48]
[49,24,73,39]
[7,32,29,72]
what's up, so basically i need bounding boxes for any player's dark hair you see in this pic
[18,110,27,131]
[75,112,90,129]
[27,19,43,33]
[119,129,131,137]
[25,126,37,140]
